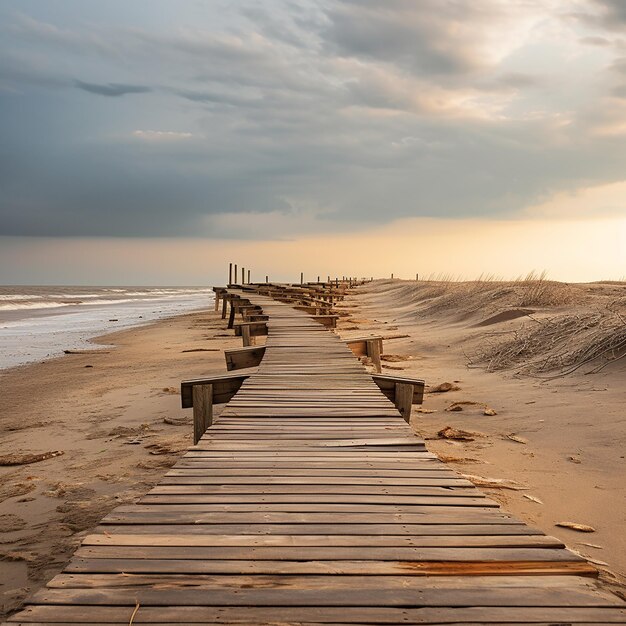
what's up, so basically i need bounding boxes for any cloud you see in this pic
[0,0,625,241]
[320,0,543,77]
[132,130,194,140]
[570,0,626,32]
[593,0,626,25]
[522,179,626,219]
[74,80,151,97]
[579,35,612,46]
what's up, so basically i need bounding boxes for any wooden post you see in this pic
[391,273,394,279]
[192,383,213,444]
[247,269,251,284]
[367,338,382,373]
[242,325,252,347]
[234,264,238,284]
[241,267,245,284]
[228,263,233,285]
[265,275,269,283]
[214,292,220,312]
[416,273,419,281]
[227,300,236,329]
[300,272,304,285]
[395,382,413,423]
[221,294,228,319]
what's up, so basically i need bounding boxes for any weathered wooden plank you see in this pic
[29,583,621,607]
[64,558,597,577]
[95,523,541,536]
[74,545,582,562]
[158,479,475,489]
[43,573,608,592]
[160,477,472,487]
[138,494,493,507]
[82,534,564,548]
[102,512,520,525]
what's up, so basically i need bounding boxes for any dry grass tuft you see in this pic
[515,271,576,308]
[471,300,626,376]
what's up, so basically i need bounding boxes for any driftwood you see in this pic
[0,451,64,466]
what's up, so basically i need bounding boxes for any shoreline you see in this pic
[0,305,234,618]
[0,290,214,372]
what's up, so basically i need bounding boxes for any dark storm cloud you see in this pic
[320,0,488,76]
[594,0,626,24]
[571,0,626,31]
[0,1,625,239]
[74,81,151,97]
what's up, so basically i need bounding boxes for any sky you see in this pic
[0,0,625,284]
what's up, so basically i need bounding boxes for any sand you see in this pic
[336,279,626,593]
[0,308,240,617]
[1,279,624,617]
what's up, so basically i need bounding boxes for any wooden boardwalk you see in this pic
[6,287,625,624]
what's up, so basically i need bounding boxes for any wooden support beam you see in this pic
[368,337,382,373]
[237,304,262,318]
[227,297,237,329]
[181,372,252,408]
[213,287,226,313]
[233,321,268,337]
[345,336,383,373]
[294,305,331,316]
[192,383,212,445]
[241,325,254,347]
[309,314,339,329]
[224,346,266,371]
[244,313,269,322]
[395,382,414,423]
[371,374,425,416]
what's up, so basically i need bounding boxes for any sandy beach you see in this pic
[1,279,625,618]
[0,308,238,617]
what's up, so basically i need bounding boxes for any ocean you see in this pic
[0,286,214,370]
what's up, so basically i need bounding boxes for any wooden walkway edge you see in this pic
[6,285,625,624]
